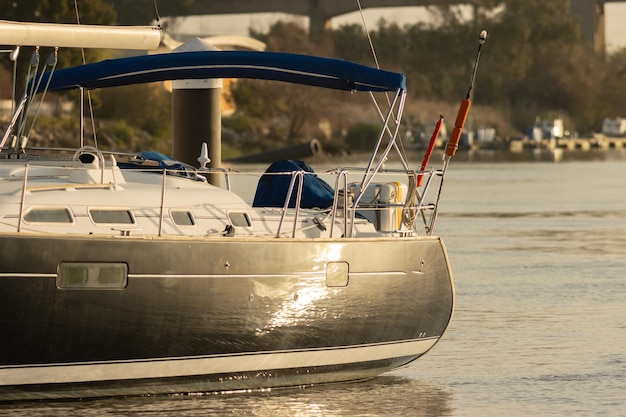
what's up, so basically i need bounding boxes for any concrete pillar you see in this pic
[593,1,606,57]
[569,0,605,55]
[308,6,332,41]
[171,38,222,186]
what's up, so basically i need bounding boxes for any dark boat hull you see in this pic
[0,234,454,401]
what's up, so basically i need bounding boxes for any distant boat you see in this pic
[601,117,626,137]
[0,22,463,401]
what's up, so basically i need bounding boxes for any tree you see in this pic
[96,84,172,139]
[234,22,335,144]
[251,20,333,56]
[482,0,597,131]
[331,24,372,66]
[7,1,626,148]
[108,0,197,25]
[604,50,626,119]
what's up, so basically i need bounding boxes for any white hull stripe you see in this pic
[0,272,406,279]
[0,338,437,386]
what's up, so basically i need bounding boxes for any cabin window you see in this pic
[57,262,128,289]
[228,211,252,227]
[171,210,195,226]
[23,207,73,223]
[89,209,135,224]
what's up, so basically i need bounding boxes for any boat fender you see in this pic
[379,182,405,232]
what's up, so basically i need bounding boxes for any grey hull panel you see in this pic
[0,234,453,399]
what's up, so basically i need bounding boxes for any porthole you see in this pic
[57,262,128,289]
[326,262,349,287]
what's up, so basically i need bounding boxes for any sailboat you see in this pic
[0,20,484,401]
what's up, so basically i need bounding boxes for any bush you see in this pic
[344,122,381,151]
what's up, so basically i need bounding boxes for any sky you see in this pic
[168,4,626,53]
[605,3,626,52]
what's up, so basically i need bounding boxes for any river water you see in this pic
[2,156,625,416]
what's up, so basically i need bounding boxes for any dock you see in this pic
[509,136,626,152]
[445,135,626,162]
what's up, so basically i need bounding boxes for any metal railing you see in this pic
[7,158,444,238]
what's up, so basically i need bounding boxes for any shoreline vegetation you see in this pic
[4,112,626,165]
[3,2,626,163]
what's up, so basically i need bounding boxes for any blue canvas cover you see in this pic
[117,151,190,171]
[33,50,406,94]
[117,151,204,181]
[253,160,334,209]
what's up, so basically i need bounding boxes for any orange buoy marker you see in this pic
[418,115,444,187]
[445,99,471,158]
[444,30,487,158]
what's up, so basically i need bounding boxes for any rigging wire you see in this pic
[153,0,162,26]
[16,49,40,139]
[74,0,98,148]
[355,0,410,169]
[27,49,58,138]
[355,0,380,70]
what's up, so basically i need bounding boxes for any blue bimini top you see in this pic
[33,50,407,94]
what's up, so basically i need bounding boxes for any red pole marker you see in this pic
[418,115,443,186]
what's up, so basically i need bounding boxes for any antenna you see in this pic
[445,30,488,159]
[197,142,211,169]
[429,30,488,234]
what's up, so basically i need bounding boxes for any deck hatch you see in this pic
[57,262,128,289]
